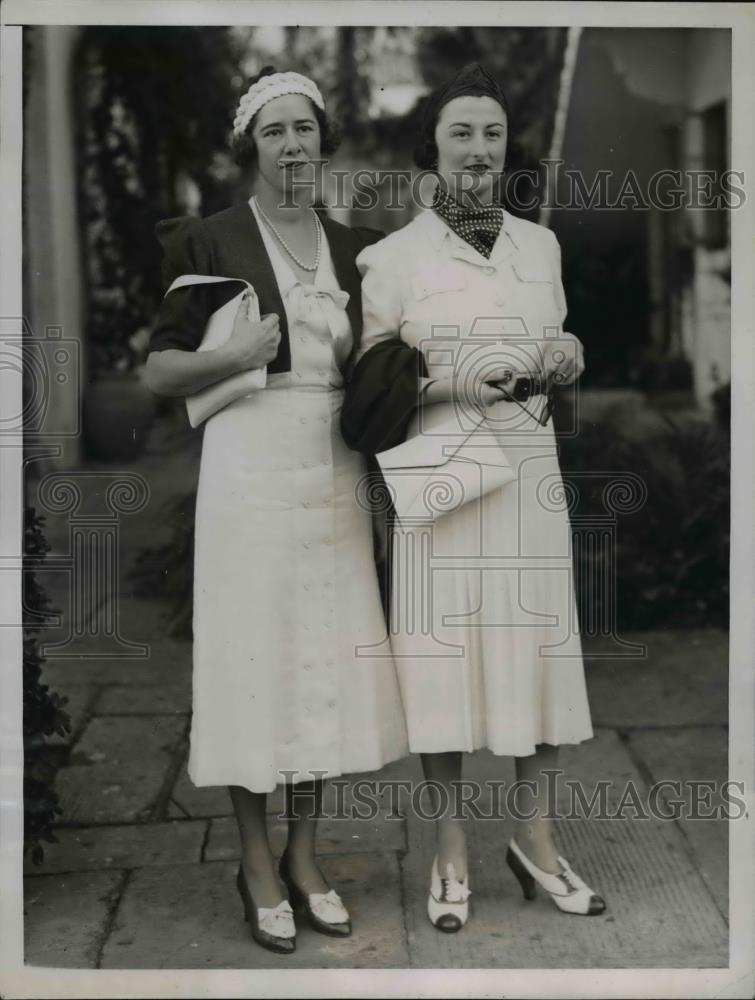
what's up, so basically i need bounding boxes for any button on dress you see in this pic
[189,201,408,792]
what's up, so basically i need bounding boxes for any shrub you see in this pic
[559,413,730,631]
[24,508,72,864]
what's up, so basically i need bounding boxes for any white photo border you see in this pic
[1,2,753,998]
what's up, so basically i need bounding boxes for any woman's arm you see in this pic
[342,241,507,452]
[420,375,507,408]
[145,298,281,397]
[145,345,243,398]
[542,231,585,387]
[341,240,426,452]
[355,242,507,409]
[145,215,281,398]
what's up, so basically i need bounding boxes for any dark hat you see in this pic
[414,62,510,169]
[423,63,509,128]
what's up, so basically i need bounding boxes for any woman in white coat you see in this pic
[146,68,408,954]
[342,63,605,931]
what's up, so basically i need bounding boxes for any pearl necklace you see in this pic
[254,196,321,272]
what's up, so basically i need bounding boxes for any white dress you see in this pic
[189,201,408,792]
[357,209,594,757]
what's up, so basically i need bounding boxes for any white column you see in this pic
[24,26,84,469]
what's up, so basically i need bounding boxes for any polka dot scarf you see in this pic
[431,186,504,259]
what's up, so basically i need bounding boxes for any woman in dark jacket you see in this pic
[146,67,407,955]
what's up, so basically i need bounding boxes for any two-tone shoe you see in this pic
[506,838,606,916]
[427,855,471,932]
[279,852,352,937]
[235,865,296,953]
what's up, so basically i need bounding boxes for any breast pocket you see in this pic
[410,263,467,301]
[509,259,560,334]
[511,260,554,286]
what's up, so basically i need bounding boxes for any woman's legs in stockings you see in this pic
[421,751,468,880]
[512,744,561,872]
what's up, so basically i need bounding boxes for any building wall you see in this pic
[687,28,731,110]
[554,27,731,409]
[683,29,731,410]
[550,30,674,384]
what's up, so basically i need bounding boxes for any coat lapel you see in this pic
[318,213,363,339]
[212,206,366,374]
[318,213,366,372]
[214,203,291,373]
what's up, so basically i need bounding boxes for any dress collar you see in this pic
[416,206,519,267]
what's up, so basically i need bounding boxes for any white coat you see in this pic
[356,208,594,756]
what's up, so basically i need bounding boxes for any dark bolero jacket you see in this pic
[340,339,428,455]
[150,201,383,375]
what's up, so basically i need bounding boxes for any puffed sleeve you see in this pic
[340,239,428,454]
[149,216,214,353]
[353,239,403,362]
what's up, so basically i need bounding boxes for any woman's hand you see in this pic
[145,297,281,398]
[543,333,585,387]
[221,295,281,374]
[421,370,513,409]
[476,381,511,408]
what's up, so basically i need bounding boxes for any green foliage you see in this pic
[559,414,730,630]
[75,27,243,376]
[23,509,71,864]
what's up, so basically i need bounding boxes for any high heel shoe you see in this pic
[427,856,471,932]
[235,865,296,954]
[506,838,606,915]
[279,851,352,937]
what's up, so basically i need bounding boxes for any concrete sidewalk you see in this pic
[23,412,729,969]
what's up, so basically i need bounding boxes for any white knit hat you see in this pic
[232,71,325,138]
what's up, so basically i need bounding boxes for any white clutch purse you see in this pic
[376,411,516,531]
[163,273,267,427]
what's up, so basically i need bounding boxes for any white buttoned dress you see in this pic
[189,201,408,792]
[357,209,594,757]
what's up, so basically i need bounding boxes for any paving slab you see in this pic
[115,595,176,641]
[23,820,206,876]
[401,733,728,968]
[24,870,123,968]
[95,683,191,716]
[168,767,234,819]
[100,854,407,968]
[205,814,407,862]
[41,635,190,686]
[55,716,186,824]
[37,575,191,681]
[628,725,729,917]
[583,629,728,728]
